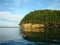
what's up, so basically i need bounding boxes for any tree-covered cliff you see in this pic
[19,9,60,26]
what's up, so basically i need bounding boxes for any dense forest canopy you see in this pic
[19,9,60,26]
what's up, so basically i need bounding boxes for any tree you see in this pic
[19,9,60,26]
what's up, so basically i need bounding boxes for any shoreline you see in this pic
[20,23,60,28]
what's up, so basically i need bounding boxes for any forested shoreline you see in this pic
[19,9,60,27]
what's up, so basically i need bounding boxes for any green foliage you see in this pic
[19,9,60,26]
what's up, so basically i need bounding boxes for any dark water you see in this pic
[0,28,60,45]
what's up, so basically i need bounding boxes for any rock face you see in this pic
[21,23,45,28]
[32,24,44,28]
[21,23,32,28]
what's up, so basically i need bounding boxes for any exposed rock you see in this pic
[21,23,45,28]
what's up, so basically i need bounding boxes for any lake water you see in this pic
[0,28,60,45]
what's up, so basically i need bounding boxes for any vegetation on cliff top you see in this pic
[19,9,60,26]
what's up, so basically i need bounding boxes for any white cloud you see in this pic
[0,11,24,26]
[0,21,18,26]
[9,8,17,11]
[0,12,21,21]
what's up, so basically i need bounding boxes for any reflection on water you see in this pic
[0,28,60,45]
[21,27,60,44]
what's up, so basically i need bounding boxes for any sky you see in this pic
[0,0,60,27]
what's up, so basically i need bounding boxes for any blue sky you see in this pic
[0,0,60,27]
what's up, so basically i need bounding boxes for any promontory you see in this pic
[19,9,60,28]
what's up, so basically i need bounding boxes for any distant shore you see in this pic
[0,26,19,28]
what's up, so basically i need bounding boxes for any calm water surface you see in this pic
[0,28,60,45]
